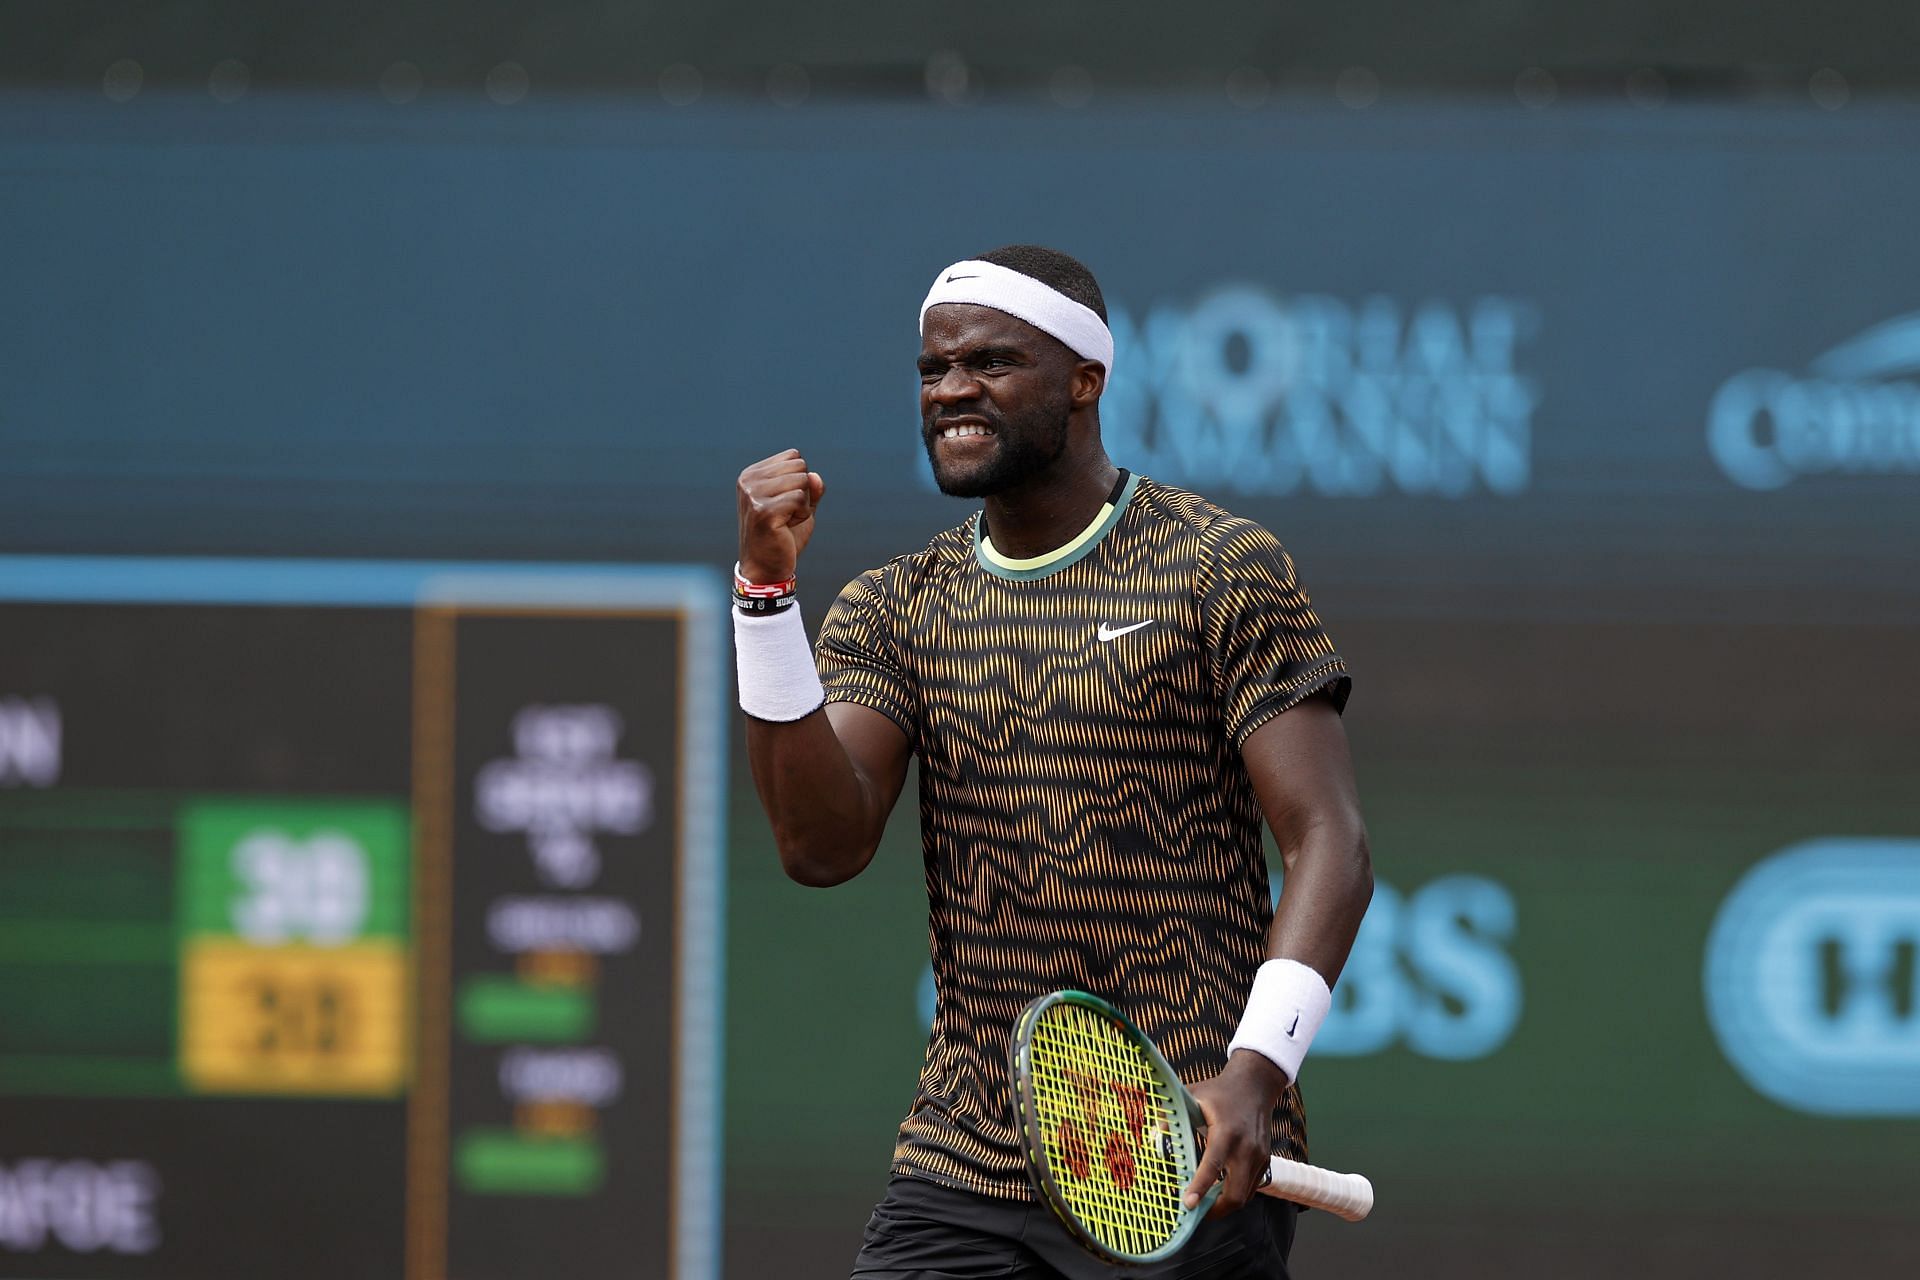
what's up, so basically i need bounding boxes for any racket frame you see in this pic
[1009,989,1215,1266]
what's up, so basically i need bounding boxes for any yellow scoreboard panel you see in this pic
[181,938,408,1094]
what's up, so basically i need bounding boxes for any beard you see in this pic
[922,393,1073,498]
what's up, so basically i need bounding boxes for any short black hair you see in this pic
[974,244,1107,323]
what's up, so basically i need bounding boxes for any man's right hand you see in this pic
[736,449,826,584]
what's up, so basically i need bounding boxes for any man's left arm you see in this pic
[1184,693,1371,1214]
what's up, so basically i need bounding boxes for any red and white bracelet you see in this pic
[730,564,823,721]
[733,563,798,616]
[733,563,797,597]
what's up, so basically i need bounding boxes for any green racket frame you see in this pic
[1009,989,1219,1266]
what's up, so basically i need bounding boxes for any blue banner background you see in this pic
[4,95,1918,623]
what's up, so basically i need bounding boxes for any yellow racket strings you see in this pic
[1028,1003,1189,1258]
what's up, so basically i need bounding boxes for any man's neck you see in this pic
[980,454,1122,561]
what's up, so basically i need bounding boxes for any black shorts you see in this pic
[849,1173,1296,1279]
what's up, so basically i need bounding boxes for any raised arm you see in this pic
[748,702,909,886]
[736,450,912,886]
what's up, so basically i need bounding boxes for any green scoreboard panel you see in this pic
[0,559,725,1280]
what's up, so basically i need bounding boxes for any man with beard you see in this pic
[732,245,1371,1279]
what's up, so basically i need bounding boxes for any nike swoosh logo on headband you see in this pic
[945,274,979,282]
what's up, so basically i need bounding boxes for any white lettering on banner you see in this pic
[0,697,61,787]
[1315,876,1521,1060]
[1098,291,1539,499]
[1705,838,1920,1115]
[1708,311,1920,490]
[912,875,1520,1062]
[474,705,654,888]
[0,1160,160,1255]
[499,1047,624,1106]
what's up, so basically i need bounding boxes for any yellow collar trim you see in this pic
[978,500,1116,571]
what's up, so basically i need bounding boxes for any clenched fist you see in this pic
[736,449,826,584]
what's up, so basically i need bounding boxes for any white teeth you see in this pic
[941,424,991,439]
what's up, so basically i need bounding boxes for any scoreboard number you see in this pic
[182,942,405,1092]
[178,800,411,1097]
[247,968,352,1057]
[231,832,372,944]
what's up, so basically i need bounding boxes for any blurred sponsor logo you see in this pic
[914,874,1521,1061]
[1317,875,1520,1060]
[1709,312,1920,490]
[1101,290,1539,499]
[1705,838,1920,1115]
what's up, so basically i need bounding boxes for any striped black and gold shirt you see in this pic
[815,472,1350,1200]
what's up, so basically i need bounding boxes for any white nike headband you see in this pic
[919,259,1115,375]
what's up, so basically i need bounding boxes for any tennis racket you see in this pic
[1010,989,1373,1267]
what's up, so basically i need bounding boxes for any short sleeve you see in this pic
[814,568,919,745]
[1199,518,1351,747]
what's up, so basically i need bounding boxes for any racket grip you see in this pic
[1259,1156,1374,1222]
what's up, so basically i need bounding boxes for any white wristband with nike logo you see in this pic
[1227,958,1332,1085]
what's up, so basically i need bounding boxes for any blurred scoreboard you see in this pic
[0,559,725,1280]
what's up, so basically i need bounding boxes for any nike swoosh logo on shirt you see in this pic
[1096,620,1155,643]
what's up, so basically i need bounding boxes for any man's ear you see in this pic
[1072,360,1107,408]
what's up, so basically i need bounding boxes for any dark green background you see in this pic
[722,613,1920,1278]
[0,593,1914,1278]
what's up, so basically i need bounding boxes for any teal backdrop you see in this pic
[1,90,1917,1279]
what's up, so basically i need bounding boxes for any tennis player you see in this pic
[734,245,1372,1278]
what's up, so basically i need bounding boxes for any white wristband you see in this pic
[732,599,827,722]
[1227,958,1332,1084]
